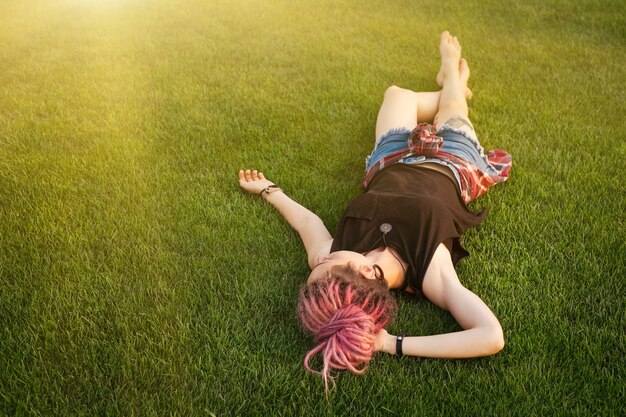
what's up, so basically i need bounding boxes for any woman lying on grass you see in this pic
[238,31,511,389]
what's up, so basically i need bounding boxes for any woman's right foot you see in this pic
[435,31,472,99]
[436,31,461,85]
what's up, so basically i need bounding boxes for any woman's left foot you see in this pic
[459,58,472,100]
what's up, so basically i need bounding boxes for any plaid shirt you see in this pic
[361,123,512,204]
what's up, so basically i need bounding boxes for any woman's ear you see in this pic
[359,264,376,280]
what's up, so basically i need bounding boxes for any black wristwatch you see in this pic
[396,334,405,357]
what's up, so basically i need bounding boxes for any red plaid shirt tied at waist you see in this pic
[361,123,512,204]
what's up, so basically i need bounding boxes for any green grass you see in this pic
[1,0,625,415]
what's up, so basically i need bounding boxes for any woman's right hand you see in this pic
[374,328,393,354]
[238,169,275,195]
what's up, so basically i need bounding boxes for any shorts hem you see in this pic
[437,124,498,175]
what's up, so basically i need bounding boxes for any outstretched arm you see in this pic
[238,169,333,268]
[375,244,504,358]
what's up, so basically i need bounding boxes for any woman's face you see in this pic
[307,250,376,284]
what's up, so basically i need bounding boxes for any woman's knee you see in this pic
[382,86,419,106]
[384,85,401,98]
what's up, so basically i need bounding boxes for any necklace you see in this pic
[366,223,407,274]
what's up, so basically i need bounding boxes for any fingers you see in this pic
[238,169,265,182]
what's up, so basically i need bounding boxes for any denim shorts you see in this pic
[365,117,500,190]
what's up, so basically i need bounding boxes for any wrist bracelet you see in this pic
[396,334,405,357]
[260,184,282,198]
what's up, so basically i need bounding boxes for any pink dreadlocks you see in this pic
[297,265,397,391]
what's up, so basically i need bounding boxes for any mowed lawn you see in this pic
[0,0,624,415]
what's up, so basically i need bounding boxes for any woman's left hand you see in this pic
[238,169,275,195]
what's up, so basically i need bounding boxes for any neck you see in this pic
[365,247,407,289]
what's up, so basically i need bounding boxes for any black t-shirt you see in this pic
[330,164,486,294]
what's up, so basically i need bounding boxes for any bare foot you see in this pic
[459,58,473,100]
[435,31,461,86]
[435,32,472,99]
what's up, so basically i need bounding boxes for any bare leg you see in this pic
[433,32,473,135]
[375,86,441,139]
[375,32,475,140]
